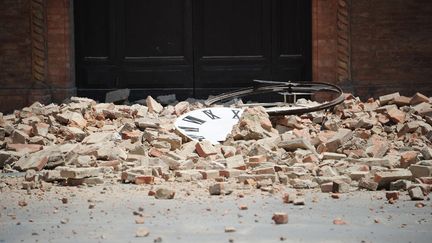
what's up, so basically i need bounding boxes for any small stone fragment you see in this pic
[135,216,145,224]
[136,227,150,237]
[154,188,175,199]
[272,212,288,224]
[239,205,248,210]
[224,227,236,233]
[293,197,305,206]
[332,180,350,193]
[209,182,232,195]
[408,186,424,200]
[333,218,347,225]
[385,191,399,201]
[146,96,163,113]
[415,202,425,208]
[18,200,27,207]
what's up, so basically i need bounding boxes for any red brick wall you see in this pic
[0,0,75,114]
[350,0,432,98]
[312,0,338,83]
[0,0,33,112]
[46,0,75,102]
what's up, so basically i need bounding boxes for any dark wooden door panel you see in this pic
[75,0,194,91]
[117,0,194,89]
[122,0,187,58]
[75,0,117,88]
[193,0,272,94]
[272,0,312,81]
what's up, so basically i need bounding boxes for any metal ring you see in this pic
[205,80,344,116]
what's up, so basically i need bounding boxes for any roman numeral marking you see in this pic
[179,126,199,132]
[202,110,220,120]
[232,109,241,119]
[187,134,205,141]
[182,115,206,125]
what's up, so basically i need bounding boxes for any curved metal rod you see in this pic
[205,81,345,116]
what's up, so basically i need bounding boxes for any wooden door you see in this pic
[74,0,194,100]
[74,0,311,100]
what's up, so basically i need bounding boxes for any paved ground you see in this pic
[1,179,431,243]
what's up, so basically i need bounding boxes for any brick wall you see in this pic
[312,0,338,83]
[46,0,75,102]
[349,0,432,98]
[0,0,33,112]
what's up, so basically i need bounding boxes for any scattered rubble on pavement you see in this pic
[0,91,431,207]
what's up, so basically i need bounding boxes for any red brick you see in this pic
[135,175,155,185]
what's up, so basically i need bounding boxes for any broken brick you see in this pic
[374,169,413,188]
[410,92,430,105]
[387,108,406,124]
[385,191,399,201]
[195,140,218,157]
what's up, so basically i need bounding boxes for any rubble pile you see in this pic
[0,92,431,202]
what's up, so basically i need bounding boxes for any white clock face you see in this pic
[174,107,243,144]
